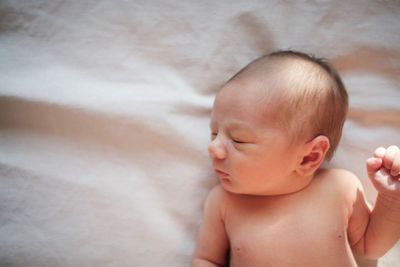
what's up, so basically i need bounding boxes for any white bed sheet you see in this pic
[1,0,399,266]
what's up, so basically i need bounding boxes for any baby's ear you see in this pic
[296,135,330,177]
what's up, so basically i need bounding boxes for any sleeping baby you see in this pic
[192,50,400,266]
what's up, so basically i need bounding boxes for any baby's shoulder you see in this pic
[315,168,363,198]
[204,185,230,211]
[318,168,359,182]
[207,184,227,201]
[204,184,246,222]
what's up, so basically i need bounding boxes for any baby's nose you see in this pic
[208,138,227,159]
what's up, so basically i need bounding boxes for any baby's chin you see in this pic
[219,181,265,196]
[220,182,307,196]
[218,179,246,195]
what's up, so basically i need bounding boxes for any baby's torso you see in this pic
[223,169,358,267]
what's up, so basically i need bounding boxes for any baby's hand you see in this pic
[366,146,400,197]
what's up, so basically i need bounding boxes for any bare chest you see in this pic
[224,192,356,266]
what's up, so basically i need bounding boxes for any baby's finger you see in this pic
[390,150,400,177]
[374,147,386,159]
[366,157,383,178]
[383,145,399,170]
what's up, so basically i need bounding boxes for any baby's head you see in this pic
[209,50,348,195]
[225,50,348,160]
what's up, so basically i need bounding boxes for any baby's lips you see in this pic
[215,169,230,180]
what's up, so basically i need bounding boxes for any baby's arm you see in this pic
[192,185,229,267]
[350,146,400,259]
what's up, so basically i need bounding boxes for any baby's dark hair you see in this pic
[268,50,347,107]
[230,50,348,160]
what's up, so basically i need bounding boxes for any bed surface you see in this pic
[1,0,399,266]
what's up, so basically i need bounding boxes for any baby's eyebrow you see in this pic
[209,120,256,134]
[226,122,256,133]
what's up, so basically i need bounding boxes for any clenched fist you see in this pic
[367,145,400,197]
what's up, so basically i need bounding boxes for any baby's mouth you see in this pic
[215,169,230,179]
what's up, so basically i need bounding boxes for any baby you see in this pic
[192,50,400,266]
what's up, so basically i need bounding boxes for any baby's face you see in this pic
[209,79,306,195]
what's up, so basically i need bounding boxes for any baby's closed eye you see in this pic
[232,138,247,144]
[230,135,257,145]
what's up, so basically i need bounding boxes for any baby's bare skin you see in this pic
[192,52,400,266]
[200,169,362,267]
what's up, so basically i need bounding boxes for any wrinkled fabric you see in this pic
[0,0,399,266]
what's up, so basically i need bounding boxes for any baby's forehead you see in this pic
[214,79,284,124]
